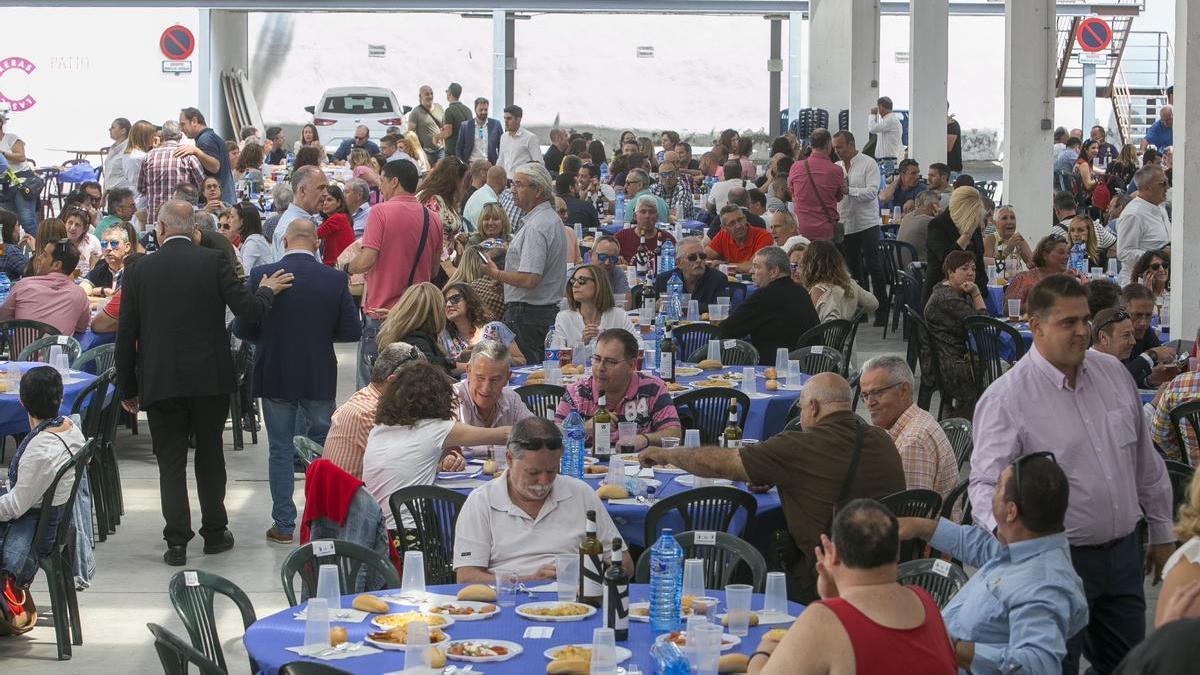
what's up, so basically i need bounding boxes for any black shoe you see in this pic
[163,545,187,566]
[202,530,235,555]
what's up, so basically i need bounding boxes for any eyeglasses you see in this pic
[626,179,643,186]
[684,253,707,262]
[1011,451,1058,514]
[512,181,532,191]
[568,276,595,287]
[659,172,677,179]
[790,262,799,272]
[590,354,629,369]
[1149,262,1169,271]
[100,240,122,250]
[860,381,904,402]
[445,294,464,305]
[596,253,619,265]
[218,222,231,230]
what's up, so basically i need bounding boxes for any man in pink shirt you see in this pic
[344,159,443,387]
[0,241,90,349]
[788,128,846,242]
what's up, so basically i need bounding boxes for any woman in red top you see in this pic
[316,184,355,266]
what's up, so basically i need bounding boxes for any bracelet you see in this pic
[750,651,772,661]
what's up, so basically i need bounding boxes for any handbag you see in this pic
[803,159,844,243]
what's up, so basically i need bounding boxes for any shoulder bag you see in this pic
[803,159,844,243]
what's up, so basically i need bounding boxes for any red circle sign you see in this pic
[160,25,195,61]
[1076,17,1112,53]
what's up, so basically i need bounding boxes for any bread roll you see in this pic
[763,628,788,641]
[718,653,750,673]
[351,594,390,614]
[428,647,447,668]
[596,483,629,500]
[482,459,498,475]
[721,612,759,627]
[698,358,723,370]
[547,660,590,674]
[457,583,497,601]
[763,367,777,379]
[328,626,348,646]
[765,379,779,391]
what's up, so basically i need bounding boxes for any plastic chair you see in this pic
[1166,460,1194,518]
[963,315,1025,399]
[1169,401,1200,467]
[643,486,759,545]
[896,559,970,610]
[17,334,82,364]
[634,530,767,591]
[228,339,259,451]
[146,622,225,675]
[279,662,355,675]
[905,307,948,420]
[878,240,919,339]
[388,485,468,586]
[795,319,858,376]
[671,388,750,446]
[515,384,566,421]
[280,539,402,606]
[673,323,721,362]
[684,339,759,366]
[294,436,324,470]
[940,481,973,526]
[70,369,116,539]
[787,346,844,376]
[0,319,60,360]
[880,489,943,563]
[974,180,998,201]
[73,343,116,375]
[939,418,973,471]
[167,570,259,673]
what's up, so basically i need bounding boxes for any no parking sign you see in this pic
[159,25,195,61]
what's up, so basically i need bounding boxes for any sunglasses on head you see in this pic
[1093,310,1130,334]
[1011,451,1057,513]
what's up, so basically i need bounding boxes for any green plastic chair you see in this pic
[280,539,402,606]
[168,569,258,673]
[72,343,116,375]
[294,436,324,470]
[0,318,60,360]
[71,369,116,539]
[17,334,82,364]
[279,661,356,674]
[389,485,468,586]
[146,622,225,675]
[634,530,767,591]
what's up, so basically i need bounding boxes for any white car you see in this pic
[305,87,409,154]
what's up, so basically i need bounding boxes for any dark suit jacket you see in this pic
[922,208,987,306]
[231,252,361,401]
[719,277,820,365]
[563,195,600,230]
[1124,329,1164,388]
[455,118,502,165]
[115,237,275,408]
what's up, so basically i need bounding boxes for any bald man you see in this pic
[464,165,508,228]
[232,218,362,545]
[640,373,905,603]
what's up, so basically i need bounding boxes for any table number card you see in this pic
[184,570,199,587]
[694,531,717,545]
[312,540,335,557]
[523,626,555,639]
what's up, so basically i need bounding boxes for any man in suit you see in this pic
[232,219,361,545]
[455,97,502,166]
[718,245,820,365]
[116,199,294,566]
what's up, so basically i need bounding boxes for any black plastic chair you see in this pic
[684,339,759,366]
[279,662,355,675]
[880,489,943,563]
[228,339,259,451]
[73,343,116,375]
[939,418,973,471]
[167,570,259,673]
[906,307,948,420]
[795,319,857,376]
[515,384,566,421]
[1169,401,1200,467]
[1166,460,1194,518]
[897,559,970,610]
[388,485,468,586]
[634,530,768,591]
[643,486,759,545]
[974,180,998,201]
[280,539,402,607]
[787,346,844,376]
[878,240,918,339]
[940,481,973,526]
[963,315,1025,399]
[672,388,750,446]
[147,622,225,675]
[0,318,60,360]
[17,334,82,364]
[673,323,721,362]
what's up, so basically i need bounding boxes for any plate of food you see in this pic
[652,464,688,474]
[628,600,692,622]
[365,625,450,651]
[514,601,597,622]
[444,639,522,662]
[674,366,703,377]
[422,601,500,621]
[659,630,740,651]
[665,381,693,393]
[371,612,454,630]
[544,644,634,663]
[675,476,733,487]
[693,379,738,389]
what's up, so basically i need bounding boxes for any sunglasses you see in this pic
[596,253,619,265]
[1094,309,1130,333]
[100,240,123,250]
[1149,262,1169,271]
[218,222,231,230]
[659,172,677,179]
[445,294,464,305]
[1011,451,1057,514]
[685,253,707,262]
[568,276,595,287]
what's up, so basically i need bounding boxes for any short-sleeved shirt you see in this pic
[503,201,567,306]
[451,379,533,457]
[946,119,963,172]
[410,103,446,154]
[453,474,623,576]
[555,372,681,444]
[1144,120,1173,150]
[363,417,455,530]
[443,101,473,157]
[360,194,444,313]
[709,227,773,264]
[788,154,845,242]
[194,128,235,205]
[614,227,675,262]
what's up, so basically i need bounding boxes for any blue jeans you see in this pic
[0,188,39,236]
[426,148,445,164]
[261,398,335,534]
[356,316,383,389]
[0,498,63,585]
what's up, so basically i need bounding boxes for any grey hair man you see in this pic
[591,235,630,298]
[860,355,958,499]
[263,181,295,243]
[896,189,942,262]
[622,167,668,224]
[272,165,329,259]
[343,177,372,236]
[452,340,535,458]
[1116,164,1171,285]
[717,244,820,364]
[454,416,631,583]
[139,120,204,223]
[651,236,731,312]
[769,207,810,253]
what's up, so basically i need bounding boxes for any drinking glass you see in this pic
[724,584,753,636]
[315,564,342,612]
[618,422,638,455]
[590,627,619,675]
[661,437,681,449]
[716,296,730,306]
[682,558,705,599]
[774,348,789,373]
[687,300,700,322]
[763,571,789,618]
[302,597,330,650]
[400,551,426,601]
[692,621,723,675]
[741,367,757,394]
[683,429,701,448]
[1007,299,1021,322]
[786,360,801,386]
[707,340,722,364]
[402,620,431,671]
[495,568,519,607]
[545,364,563,386]
[1107,259,1119,277]
[555,553,578,602]
[684,614,707,666]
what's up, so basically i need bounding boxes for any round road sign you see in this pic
[160,25,195,61]
[1076,17,1112,53]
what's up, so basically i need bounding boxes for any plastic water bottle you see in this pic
[562,408,586,479]
[600,162,609,183]
[666,272,684,322]
[659,239,675,280]
[614,192,625,226]
[0,274,10,307]
[651,638,690,675]
[649,528,684,632]
[544,324,561,364]
[574,222,583,243]
[1068,242,1087,276]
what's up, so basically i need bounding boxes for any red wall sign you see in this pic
[0,56,36,112]
[160,25,195,61]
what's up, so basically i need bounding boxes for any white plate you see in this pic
[653,465,689,474]
[364,632,451,651]
[658,631,741,651]
[370,613,455,630]
[665,383,694,393]
[421,601,501,621]
[444,639,523,662]
[674,366,703,377]
[716,611,796,626]
[674,476,733,487]
[514,601,597,622]
[543,644,634,663]
[627,601,694,622]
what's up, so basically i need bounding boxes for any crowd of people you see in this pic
[0,81,1196,673]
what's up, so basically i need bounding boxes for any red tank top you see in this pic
[816,586,957,675]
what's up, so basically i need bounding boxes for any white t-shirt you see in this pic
[363,418,455,530]
[0,132,31,172]
[453,474,623,577]
[1163,537,1200,578]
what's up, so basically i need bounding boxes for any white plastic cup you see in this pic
[661,437,681,449]
[1090,267,1103,280]
[402,620,431,671]
[1107,258,1119,277]
[774,348,789,373]
[590,627,619,675]
[724,583,753,637]
[1006,298,1021,321]
[555,553,578,602]
[684,429,701,448]
[685,614,707,666]
[786,360,801,385]
[302,597,330,650]
[707,340,722,364]
[687,300,700,322]
[46,344,62,366]
[400,551,426,600]
[692,621,723,675]
[315,564,342,612]
[717,296,730,306]
[614,293,627,310]
[495,568,519,607]
[618,422,638,455]
[682,558,705,600]
[763,571,788,617]
[741,367,757,394]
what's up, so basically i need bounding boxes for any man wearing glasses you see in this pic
[1116,165,1171,286]
[1120,283,1180,388]
[80,225,131,297]
[615,196,675,261]
[650,161,694,220]
[971,275,1173,673]
[652,237,729,312]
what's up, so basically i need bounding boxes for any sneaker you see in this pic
[266,527,294,545]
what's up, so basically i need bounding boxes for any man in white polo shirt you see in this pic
[453,417,633,582]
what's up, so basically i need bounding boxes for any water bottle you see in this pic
[286,151,295,167]
[544,324,561,364]
[659,239,675,279]
[1068,242,1087,276]
[649,528,684,632]
[562,408,586,479]
[666,272,684,322]
[0,274,10,307]
[651,638,690,675]
[600,162,609,183]
[614,192,625,226]
[574,222,583,243]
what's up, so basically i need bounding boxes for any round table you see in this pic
[243,583,804,675]
[0,363,101,436]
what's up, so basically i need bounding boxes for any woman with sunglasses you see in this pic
[446,244,505,323]
[924,250,989,419]
[1131,249,1170,299]
[1004,235,1085,315]
[439,283,524,367]
[62,206,100,276]
[315,185,354,266]
[555,264,639,354]
[795,240,879,322]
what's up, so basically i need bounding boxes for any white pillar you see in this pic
[787,11,804,127]
[848,0,881,143]
[807,0,851,117]
[1170,0,1199,340]
[908,0,949,167]
[198,9,247,141]
[1003,0,1055,226]
[492,9,508,113]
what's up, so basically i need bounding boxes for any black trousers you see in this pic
[1062,530,1145,675]
[504,302,560,365]
[841,225,888,311]
[146,394,231,547]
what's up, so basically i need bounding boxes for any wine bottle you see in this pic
[594,394,613,460]
[603,538,630,641]
[578,510,604,607]
[660,321,676,383]
[635,235,650,279]
[721,398,742,448]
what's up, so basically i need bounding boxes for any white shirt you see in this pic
[0,422,86,522]
[362,418,455,530]
[272,202,314,260]
[468,120,490,164]
[0,132,31,172]
[452,474,623,576]
[1116,197,1171,285]
[866,113,903,159]
[706,178,757,212]
[554,307,641,349]
[498,127,543,175]
[103,139,128,186]
[239,233,276,272]
[836,152,882,235]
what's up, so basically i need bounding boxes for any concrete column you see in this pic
[492,9,508,113]
[847,0,881,143]
[769,17,783,136]
[198,9,247,141]
[908,0,949,167]
[1003,0,1055,228]
[807,0,851,118]
[1170,0,1199,339]
[787,11,804,128]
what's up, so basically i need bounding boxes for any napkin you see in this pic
[435,478,491,489]
[292,607,369,623]
[437,469,482,481]
[286,642,380,660]
[606,498,650,507]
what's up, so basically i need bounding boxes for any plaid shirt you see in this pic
[323,384,381,479]
[1152,370,1200,465]
[651,179,695,220]
[886,404,959,500]
[499,188,524,232]
[137,140,204,223]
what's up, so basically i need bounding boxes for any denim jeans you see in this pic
[0,188,39,236]
[0,500,63,586]
[261,398,335,534]
[356,316,383,389]
[426,148,445,164]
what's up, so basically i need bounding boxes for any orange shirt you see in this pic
[709,227,773,263]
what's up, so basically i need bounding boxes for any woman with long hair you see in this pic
[376,282,454,373]
[417,157,468,261]
[588,140,608,169]
[402,131,430,173]
[637,136,658,171]
[465,202,512,248]
[107,119,157,192]
[0,209,32,281]
[293,123,322,153]
[1131,248,1170,298]
[1153,471,1200,627]
[554,264,638,351]
[796,240,879,322]
[447,244,505,322]
[233,141,265,192]
[63,206,100,276]
[349,147,381,189]
[316,184,355,265]
[922,186,988,305]
[1063,214,1106,270]
[439,283,525,365]
[234,202,273,271]
[1004,235,1080,314]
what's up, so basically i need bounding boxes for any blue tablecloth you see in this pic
[0,363,99,436]
[76,329,115,352]
[985,285,1005,318]
[989,323,1170,363]
[243,583,805,675]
